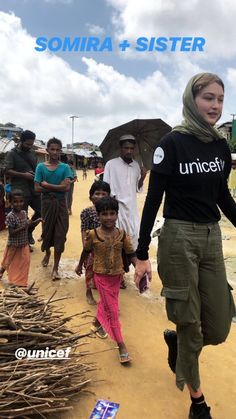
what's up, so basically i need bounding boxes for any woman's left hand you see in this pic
[134,259,152,288]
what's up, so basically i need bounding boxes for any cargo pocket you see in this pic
[161,286,194,325]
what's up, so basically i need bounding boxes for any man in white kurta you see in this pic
[103,135,147,249]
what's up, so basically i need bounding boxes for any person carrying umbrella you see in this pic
[103,134,147,252]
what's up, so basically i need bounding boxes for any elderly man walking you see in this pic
[103,134,147,250]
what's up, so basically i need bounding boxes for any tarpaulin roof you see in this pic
[74,148,102,157]
[0,138,15,153]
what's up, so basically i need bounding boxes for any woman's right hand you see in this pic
[134,259,152,289]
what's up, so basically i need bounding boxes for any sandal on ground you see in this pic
[90,324,108,339]
[119,352,132,364]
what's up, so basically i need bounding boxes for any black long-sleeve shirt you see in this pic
[136,132,236,260]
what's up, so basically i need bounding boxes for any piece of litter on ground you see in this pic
[89,399,120,419]
[232,316,236,323]
[222,235,231,240]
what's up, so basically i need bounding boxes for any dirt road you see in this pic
[0,170,235,418]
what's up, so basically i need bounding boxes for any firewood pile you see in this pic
[0,284,95,418]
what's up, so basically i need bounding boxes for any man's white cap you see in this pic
[119,134,136,142]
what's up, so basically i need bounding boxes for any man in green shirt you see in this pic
[5,130,41,246]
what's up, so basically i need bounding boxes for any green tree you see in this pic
[227,137,236,153]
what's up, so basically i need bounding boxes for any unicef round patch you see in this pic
[153,147,164,164]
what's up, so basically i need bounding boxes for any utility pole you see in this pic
[69,115,79,152]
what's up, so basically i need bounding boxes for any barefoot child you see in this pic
[76,196,136,363]
[82,166,87,180]
[80,180,111,305]
[0,190,41,286]
[34,137,72,280]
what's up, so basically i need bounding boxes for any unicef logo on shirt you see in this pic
[153,147,164,164]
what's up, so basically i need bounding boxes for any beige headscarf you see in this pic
[172,73,225,143]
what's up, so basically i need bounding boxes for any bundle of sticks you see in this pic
[0,284,95,418]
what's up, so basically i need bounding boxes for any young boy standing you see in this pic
[34,138,72,279]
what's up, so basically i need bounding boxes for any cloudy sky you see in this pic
[0,0,236,146]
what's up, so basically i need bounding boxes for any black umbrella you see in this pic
[100,118,172,170]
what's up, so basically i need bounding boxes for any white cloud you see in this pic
[103,0,236,121]
[0,11,180,145]
[86,24,105,36]
[106,0,236,60]
[0,10,234,147]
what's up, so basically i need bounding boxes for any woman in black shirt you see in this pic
[135,73,236,419]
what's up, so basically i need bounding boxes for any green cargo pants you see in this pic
[158,219,236,391]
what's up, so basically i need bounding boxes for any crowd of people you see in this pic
[0,72,235,418]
